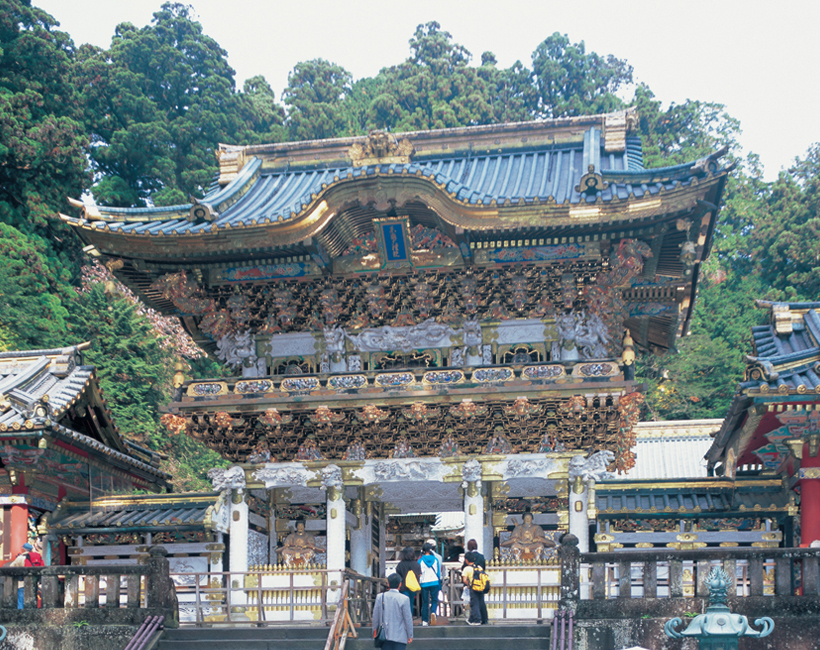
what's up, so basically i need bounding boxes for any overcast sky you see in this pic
[36,0,820,181]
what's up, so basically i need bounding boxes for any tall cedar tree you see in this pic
[0,0,88,266]
[75,2,282,207]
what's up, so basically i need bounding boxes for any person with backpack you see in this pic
[465,539,485,571]
[462,551,488,626]
[395,546,421,603]
[418,543,441,626]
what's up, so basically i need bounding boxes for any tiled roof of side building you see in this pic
[613,419,722,480]
[49,493,221,533]
[707,300,820,468]
[596,477,792,516]
[0,345,171,483]
[741,301,820,394]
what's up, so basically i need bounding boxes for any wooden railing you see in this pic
[324,580,357,650]
[343,569,385,626]
[173,567,386,627]
[0,546,178,626]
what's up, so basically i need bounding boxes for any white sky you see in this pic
[36,0,820,181]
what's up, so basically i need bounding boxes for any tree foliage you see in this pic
[0,222,74,349]
[7,2,820,475]
[531,32,632,118]
[0,0,88,259]
[283,59,352,141]
[76,2,281,207]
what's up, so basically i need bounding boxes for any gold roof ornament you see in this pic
[348,130,414,167]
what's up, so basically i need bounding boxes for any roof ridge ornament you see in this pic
[349,130,414,167]
[189,196,218,222]
[216,144,246,186]
[575,164,608,196]
[691,144,730,176]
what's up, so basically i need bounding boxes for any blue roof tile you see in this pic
[70,124,729,237]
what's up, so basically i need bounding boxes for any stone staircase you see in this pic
[158,622,551,650]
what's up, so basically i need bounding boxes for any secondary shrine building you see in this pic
[61,110,733,610]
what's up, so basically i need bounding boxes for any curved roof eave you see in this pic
[61,166,730,262]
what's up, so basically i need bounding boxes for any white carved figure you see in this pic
[208,465,246,491]
[324,325,346,357]
[557,312,580,361]
[575,312,610,358]
[505,458,548,478]
[450,347,466,367]
[253,466,312,488]
[346,318,457,352]
[373,459,434,482]
[216,330,265,377]
[347,355,362,372]
[568,450,615,482]
[558,311,611,360]
[321,464,344,491]
[463,319,482,347]
[462,458,482,482]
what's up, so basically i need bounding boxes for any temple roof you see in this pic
[740,301,820,395]
[706,300,820,476]
[48,492,221,534]
[60,111,730,260]
[596,477,793,518]
[619,420,721,480]
[0,345,171,487]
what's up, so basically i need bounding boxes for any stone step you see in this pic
[158,623,551,650]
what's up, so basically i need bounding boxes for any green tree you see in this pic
[76,2,277,207]
[531,32,632,119]
[283,59,352,141]
[237,75,287,145]
[639,333,745,421]
[69,282,226,490]
[749,144,820,301]
[69,283,173,443]
[355,22,494,132]
[0,223,74,349]
[0,0,88,256]
[477,53,538,124]
[633,84,741,168]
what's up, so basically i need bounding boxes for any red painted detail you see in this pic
[10,503,28,557]
[52,439,89,458]
[800,442,820,546]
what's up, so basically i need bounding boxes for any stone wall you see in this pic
[573,597,820,650]
[0,624,140,650]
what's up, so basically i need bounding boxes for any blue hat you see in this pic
[22,543,33,551]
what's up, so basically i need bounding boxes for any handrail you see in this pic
[0,547,177,621]
[559,537,820,607]
[324,579,357,650]
[123,615,164,650]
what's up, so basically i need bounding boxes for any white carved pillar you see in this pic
[208,466,248,607]
[210,532,225,574]
[568,451,614,553]
[323,464,346,602]
[569,474,590,553]
[349,494,371,576]
[268,491,278,567]
[463,459,484,555]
